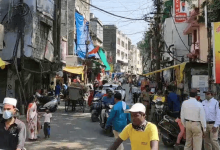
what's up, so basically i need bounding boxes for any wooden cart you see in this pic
[65,86,86,112]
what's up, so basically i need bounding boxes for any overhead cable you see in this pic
[80,0,146,20]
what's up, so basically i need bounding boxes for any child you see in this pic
[43,109,52,138]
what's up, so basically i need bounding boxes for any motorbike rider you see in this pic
[100,88,115,127]
[151,90,165,121]
[0,98,26,150]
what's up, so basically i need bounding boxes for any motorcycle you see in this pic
[151,100,165,124]
[90,96,102,122]
[99,104,114,137]
[35,92,58,112]
[158,115,185,147]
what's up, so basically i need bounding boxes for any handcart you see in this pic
[65,86,86,112]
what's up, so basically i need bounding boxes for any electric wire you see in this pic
[169,12,207,63]
[80,0,146,20]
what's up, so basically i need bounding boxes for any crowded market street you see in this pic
[24,84,173,150]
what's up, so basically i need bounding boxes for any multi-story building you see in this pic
[90,13,103,47]
[0,0,63,112]
[129,45,142,74]
[103,25,130,73]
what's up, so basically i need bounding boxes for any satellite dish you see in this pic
[56,71,63,77]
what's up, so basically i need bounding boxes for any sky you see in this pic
[90,0,154,46]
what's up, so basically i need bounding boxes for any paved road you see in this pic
[25,84,173,150]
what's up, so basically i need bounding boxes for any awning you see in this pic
[63,66,84,74]
[0,58,10,69]
[63,66,84,81]
[143,62,187,76]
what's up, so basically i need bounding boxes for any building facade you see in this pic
[90,13,103,47]
[129,45,142,74]
[0,0,64,112]
[103,25,130,73]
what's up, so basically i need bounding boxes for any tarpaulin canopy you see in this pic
[98,48,111,71]
[0,58,10,69]
[89,46,100,54]
[75,12,100,59]
[63,66,85,81]
[143,62,187,76]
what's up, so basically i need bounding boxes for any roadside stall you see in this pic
[143,62,208,101]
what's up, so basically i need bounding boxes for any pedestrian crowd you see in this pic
[0,76,220,150]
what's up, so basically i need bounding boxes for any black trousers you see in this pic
[133,93,138,104]
[44,122,50,136]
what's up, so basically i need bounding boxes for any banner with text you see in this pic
[174,0,187,23]
[212,22,220,83]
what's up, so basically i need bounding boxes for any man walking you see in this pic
[181,89,206,150]
[105,93,131,150]
[202,90,220,150]
[0,98,26,150]
[108,103,159,150]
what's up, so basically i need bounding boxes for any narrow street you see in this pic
[25,84,173,150]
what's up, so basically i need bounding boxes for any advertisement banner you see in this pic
[212,22,220,83]
[174,0,187,23]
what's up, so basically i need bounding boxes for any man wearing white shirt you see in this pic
[202,90,220,150]
[181,89,206,150]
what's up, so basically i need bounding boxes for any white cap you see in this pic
[125,103,146,113]
[3,97,17,107]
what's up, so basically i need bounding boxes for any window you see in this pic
[121,41,124,47]
[33,22,50,59]
[117,38,120,45]
[117,49,120,56]
[126,44,128,50]
[121,51,124,59]
[125,54,128,59]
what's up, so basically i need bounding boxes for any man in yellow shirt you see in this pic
[108,103,159,150]
[153,90,165,103]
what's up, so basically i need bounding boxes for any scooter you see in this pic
[99,104,114,137]
[90,96,102,122]
[35,92,58,112]
[151,100,165,124]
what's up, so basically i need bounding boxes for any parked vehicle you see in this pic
[102,84,126,101]
[35,92,58,112]
[151,100,165,124]
[99,104,114,137]
[158,115,185,147]
[90,96,102,122]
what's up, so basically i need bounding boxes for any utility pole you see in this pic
[19,0,26,114]
[85,21,90,84]
[206,0,212,90]
[155,0,161,89]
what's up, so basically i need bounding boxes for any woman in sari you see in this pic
[27,97,38,140]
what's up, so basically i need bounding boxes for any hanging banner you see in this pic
[212,22,220,83]
[174,0,187,23]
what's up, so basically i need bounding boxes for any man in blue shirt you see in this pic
[105,93,131,150]
[55,82,61,104]
[167,86,180,118]
[100,89,115,126]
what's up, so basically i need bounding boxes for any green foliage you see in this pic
[162,0,173,22]
[200,0,220,22]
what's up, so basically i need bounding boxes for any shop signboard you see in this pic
[174,0,187,23]
[212,22,220,83]
[192,75,208,88]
